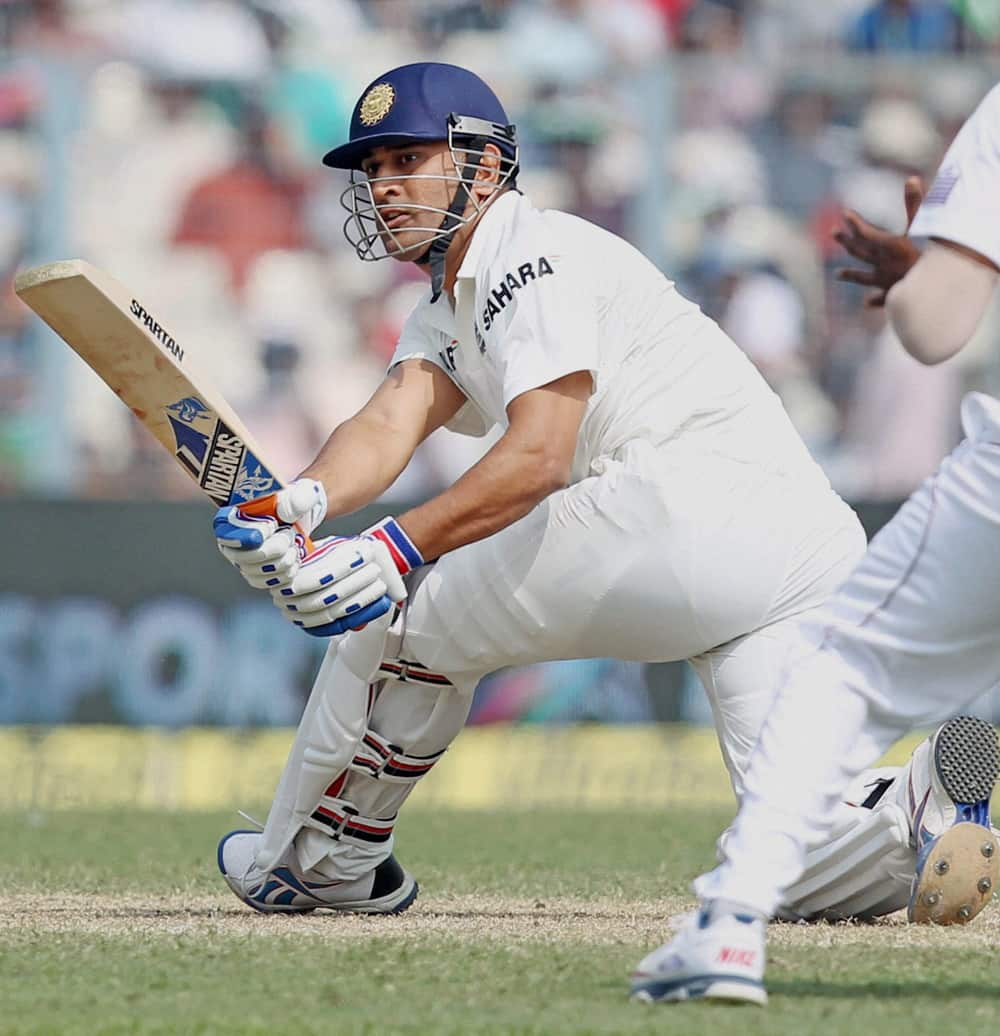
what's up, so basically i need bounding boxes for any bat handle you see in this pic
[236,491,316,553]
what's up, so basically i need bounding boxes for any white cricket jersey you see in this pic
[391,191,827,487]
[910,82,1000,269]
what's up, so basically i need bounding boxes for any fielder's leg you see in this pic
[631,715,1000,1005]
[779,716,999,925]
[691,623,918,922]
[698,412,1000,923]
[637,402,1000,1003]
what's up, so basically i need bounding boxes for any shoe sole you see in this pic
[225,873,420,916]
[630,976,767,1006]
[933,716,1000,809]
[314,874,419,916]
[909,717,1000,924]
[909,823,998,924]
[217,830,419,916]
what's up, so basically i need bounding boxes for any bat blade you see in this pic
[15,259,285,507]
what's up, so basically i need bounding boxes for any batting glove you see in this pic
[213,478,327,590]
[271,517,424,637]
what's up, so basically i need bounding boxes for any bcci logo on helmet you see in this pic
[359,83,395,126]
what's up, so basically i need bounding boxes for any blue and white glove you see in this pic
[214,478,327,589]
[213,480,424,638]
[272,517,424,637]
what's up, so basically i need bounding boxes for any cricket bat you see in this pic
[15,259,311,539]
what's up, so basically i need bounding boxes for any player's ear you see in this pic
[473,143,502,194]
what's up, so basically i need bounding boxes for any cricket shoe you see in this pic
[217,829,418,915]
[630,908,767,1006]
[900,716,1000,924]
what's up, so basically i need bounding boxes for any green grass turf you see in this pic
[0,807,722,899]
[2,808,999,1035]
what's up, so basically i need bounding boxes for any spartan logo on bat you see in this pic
[199,427,255,507]
[165,394,279,506]
[130,299,184,362]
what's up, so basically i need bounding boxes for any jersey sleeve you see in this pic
[388,296,440,369]
[910,84,1000,270]
[479,247,600,411]
[388,299,493,438]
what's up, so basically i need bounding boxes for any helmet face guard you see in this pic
[339,114,519,265]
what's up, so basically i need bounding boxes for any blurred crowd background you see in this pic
[4,0,1000,729]
[5,0,1000,505]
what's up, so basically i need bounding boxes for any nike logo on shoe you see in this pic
[717,948,757,967]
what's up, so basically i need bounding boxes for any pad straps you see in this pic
[301,724,447,847]
[376,657,454,688]
[308,796,396,845]
[351,728,446,783]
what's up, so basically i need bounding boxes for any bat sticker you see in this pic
[165,395,276,505]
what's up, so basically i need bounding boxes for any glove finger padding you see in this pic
[236,552,303,590]
[272,565,387,617]
[278,536,377,595]
[219,528,301,588]
[218,527,299,566]
[279,576,390,629]
[296,595,395,638]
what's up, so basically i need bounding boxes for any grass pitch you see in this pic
[2,808,999,1035]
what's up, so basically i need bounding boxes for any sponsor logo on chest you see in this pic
[481,256,554,332]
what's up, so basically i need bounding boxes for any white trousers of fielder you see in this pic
[698,392,1000,917]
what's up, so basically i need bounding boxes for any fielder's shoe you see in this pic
[901,716,1000,924]
[217,829,418,915]
[630,908,767,1006]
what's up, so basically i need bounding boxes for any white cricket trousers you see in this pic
[398,436,865,795]
[276,433,864,883]
[698,392,1000,916]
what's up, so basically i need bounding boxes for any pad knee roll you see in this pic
[781,801,914,920]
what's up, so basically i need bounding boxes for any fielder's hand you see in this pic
[271,517,423,637]
[833,175,924,307]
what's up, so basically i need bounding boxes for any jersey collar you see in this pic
[455,190,521,282]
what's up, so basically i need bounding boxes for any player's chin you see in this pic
[381,230,434,263]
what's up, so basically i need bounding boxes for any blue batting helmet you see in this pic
[322,62,516,170]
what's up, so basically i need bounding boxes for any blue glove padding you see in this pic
[299,595,394,637]
[213,505,276,550]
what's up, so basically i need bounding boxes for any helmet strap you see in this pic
[426,123,487,302]
[426,186,469,302]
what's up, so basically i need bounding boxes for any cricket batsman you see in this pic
[210,64,998,974]
[635,83,1000,1006]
